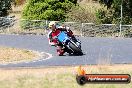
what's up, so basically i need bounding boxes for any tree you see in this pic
[98,0,113,8]
[96,0,132,24]
[0,0,11,17]
[22,0,77,21]
[66,5,96,23]
[12,0,26,6]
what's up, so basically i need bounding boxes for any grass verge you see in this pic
[0,46,41,64]
[0,64,131,88]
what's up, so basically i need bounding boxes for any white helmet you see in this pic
[48,21,56,28]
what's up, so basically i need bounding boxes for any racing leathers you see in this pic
[48,26,77,56]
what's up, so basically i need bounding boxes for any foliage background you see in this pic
[22,0,77,21]
[96,0,132,24]
[0,0,11,17]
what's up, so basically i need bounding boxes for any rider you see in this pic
[48,21,77,56]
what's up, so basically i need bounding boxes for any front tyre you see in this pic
[69,41,82,54]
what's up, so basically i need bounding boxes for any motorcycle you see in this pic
[57,31,83,55]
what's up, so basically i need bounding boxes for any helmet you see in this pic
[48,21,56,28]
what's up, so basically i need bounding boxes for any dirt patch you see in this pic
[0,46,49,64]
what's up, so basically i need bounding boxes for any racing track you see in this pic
[0,34,132,68]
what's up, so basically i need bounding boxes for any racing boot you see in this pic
[57,46,65,56]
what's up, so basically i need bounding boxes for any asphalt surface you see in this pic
[0,34,132,67]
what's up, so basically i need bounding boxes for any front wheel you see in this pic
[69,41,83,55]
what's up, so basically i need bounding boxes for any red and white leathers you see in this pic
[48,26,73,45]
[47,30,56,46]
[48,27,74,56]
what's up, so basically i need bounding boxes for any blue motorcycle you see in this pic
[57,31,83,55]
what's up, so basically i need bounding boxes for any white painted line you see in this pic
[32,52,53,62]
[23,51,53,63]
